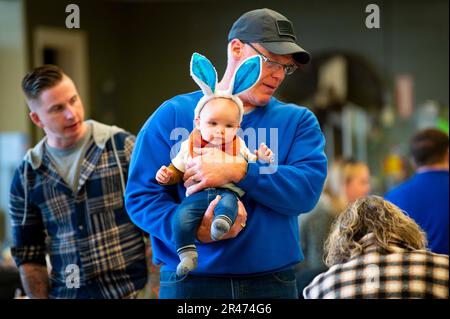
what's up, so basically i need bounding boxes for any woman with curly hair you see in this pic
[303,195,448,299]
[296,159,371,296]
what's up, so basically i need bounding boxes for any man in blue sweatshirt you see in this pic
[385,128,449,255]
[125,8,327,298]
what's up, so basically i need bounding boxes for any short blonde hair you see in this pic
[324,159,369,211]
[324,195,427,267]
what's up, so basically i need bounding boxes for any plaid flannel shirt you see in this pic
[9,122,147,298]
[303,236,449,299]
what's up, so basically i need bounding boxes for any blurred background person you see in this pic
[296,158,371,297]
[304,195,448,299]
[385,128,449,255]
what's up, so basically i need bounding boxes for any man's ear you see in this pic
[29,111,44,129]
[229,39,245,60]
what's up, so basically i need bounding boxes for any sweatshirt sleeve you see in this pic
[236,109,327,216]
[9,164,47,267]
[125,103,183,244]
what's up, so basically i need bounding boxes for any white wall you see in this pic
[0,0,28,250]
[0,0,28,134]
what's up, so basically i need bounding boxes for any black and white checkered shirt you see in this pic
[303,237,448,299]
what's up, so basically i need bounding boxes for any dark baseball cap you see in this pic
[228,8,311,64]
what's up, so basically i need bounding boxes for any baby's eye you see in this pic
[209,121,217,126]
[226,124,234,128]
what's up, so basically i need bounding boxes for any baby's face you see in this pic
[195,98,241,145]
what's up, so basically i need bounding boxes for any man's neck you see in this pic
[46,122,88,150]
[416,162,449,173]
[219,71,257,113]
[243,103,256,114]
[220,65,256,96]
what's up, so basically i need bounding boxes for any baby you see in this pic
[156,53,274,277]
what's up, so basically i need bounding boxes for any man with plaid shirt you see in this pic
[303,196,448,299]
[8,65,148,298]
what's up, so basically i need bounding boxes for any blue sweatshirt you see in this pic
[385,170,449,255]
[125,91,327,275]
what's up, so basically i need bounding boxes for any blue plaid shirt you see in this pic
[9,121,147,298]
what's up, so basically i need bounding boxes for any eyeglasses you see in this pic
[246,43,298,75]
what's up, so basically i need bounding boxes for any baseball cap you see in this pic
[228,8,311,64]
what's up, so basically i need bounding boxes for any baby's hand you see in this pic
[254,143,274,163]
[156,165,173,184]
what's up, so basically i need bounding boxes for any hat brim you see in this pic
[260,41,311,64]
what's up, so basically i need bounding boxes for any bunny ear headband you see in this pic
[190,52,262,122]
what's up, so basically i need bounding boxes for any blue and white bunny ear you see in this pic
[229,55,262,95]
[190,52,218,96]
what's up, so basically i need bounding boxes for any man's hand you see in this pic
[156,165,173,184]
[184,148,247,196]
[196,195,248,243]
[255,142,274,163]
